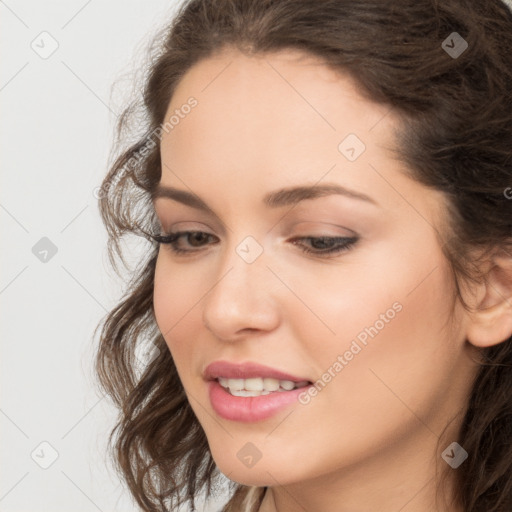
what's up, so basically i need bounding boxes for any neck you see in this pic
[256,426,464,512]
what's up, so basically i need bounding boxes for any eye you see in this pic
[151,230,358,258]
[150,230,218,254]
[290,235,358,257]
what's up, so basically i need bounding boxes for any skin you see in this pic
[152,48,510,512]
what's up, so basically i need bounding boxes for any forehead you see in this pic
[156,48,445,222]
[164,47,391,141]
[163,50,394,160]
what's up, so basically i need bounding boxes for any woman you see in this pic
[94,1,512,511]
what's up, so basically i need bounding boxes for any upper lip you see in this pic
[203,360,311,383]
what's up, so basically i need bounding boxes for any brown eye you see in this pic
[151,230,218,254]
[290,236,359,257]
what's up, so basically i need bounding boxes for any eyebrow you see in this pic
[151,183,379,215]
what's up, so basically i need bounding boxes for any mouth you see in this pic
[203,360,315,421]
[215,376,312,397]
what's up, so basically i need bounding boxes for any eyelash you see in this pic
[150,231,358,257]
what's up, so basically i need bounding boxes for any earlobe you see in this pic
[465,251,512,348]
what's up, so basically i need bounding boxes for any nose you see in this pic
[202,248,281,342]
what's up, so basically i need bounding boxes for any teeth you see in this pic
[263,377,280,391]
[280,380,295,391]
[229,389,272,397]
[217,377,309,396]
[245,377,264,391]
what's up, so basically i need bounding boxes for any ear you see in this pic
[465,249,512,348]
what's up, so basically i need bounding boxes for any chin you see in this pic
[211,449,298,487]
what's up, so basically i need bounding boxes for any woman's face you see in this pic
[152,48,480,505]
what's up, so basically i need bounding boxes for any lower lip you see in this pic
[207,380,312,422]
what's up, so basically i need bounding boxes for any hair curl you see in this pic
[94,1,512,511]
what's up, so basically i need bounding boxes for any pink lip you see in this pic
[204,360,313,422]
[203,360,309,382]
[207,380,312,422]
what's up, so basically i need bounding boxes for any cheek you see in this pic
[153,258,173,339]
[153,255,199,360]
[296,232,455,386]
[313,254,458,431]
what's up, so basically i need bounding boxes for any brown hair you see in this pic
[93,1,512,511]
